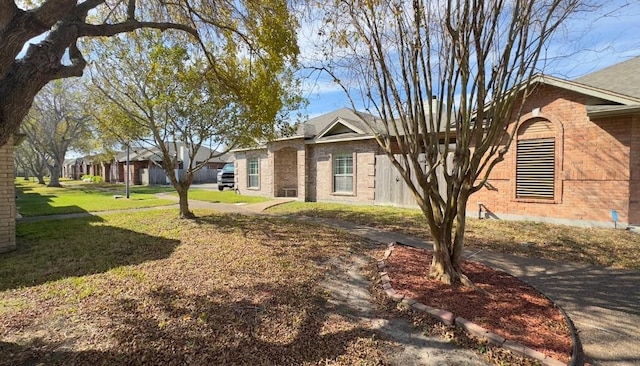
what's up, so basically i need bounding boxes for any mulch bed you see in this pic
[385,244,572,363]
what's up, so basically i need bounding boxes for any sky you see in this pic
[296,0,640,119]
[17,1,640,124]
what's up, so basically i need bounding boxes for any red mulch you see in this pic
[385,244,572,363]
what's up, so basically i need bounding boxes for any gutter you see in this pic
[586,105,640,119]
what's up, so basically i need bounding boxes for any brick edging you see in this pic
[378,242,572,366]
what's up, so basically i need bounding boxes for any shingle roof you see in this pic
[296,107,380,138]
[296,101,451,142]
[574,56,640,99]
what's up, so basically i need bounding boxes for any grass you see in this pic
[15,180,175,217]
[15,179,272,217]
[187,189,271,204]
[267,202,640,270]
[1,210,390,365]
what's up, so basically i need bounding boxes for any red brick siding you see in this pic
[469,84,636,226]
[629,115,640,225]
[273,146,299,197]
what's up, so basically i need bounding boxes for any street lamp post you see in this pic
[126,143,130,199]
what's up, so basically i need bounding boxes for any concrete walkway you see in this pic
[17,197,640,365]
[295,216,640,366]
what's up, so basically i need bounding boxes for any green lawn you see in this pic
[267,201,640,270]
[15,180,175,217]
[14,179,273,217]
[187,189,271,204]
[1,210,388,365]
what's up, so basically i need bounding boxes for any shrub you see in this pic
[80,175,103,183]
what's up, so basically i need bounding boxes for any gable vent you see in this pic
[516,138,555,200]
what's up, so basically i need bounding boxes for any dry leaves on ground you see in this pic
[0,210,392,366]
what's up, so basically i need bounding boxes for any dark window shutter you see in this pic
[516,138,555,200]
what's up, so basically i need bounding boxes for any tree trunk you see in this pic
[428,189,472,285]
[429,236,462,285]
[48,164,61,187]
[177,188,195,219]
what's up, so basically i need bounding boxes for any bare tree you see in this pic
[316,0,582,284]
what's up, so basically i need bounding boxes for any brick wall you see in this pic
[468,84,636,227]
[0,136,16,253]
[234,139,379,203]
[235,148,270,197]
[272,142,305,198]
[307,140,378,204]
[629,114,640,225]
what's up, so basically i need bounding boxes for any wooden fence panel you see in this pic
[141,167,219,185]
[374,153,451,207]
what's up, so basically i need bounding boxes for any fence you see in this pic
[374,153,452,207]
[140,167,219,185]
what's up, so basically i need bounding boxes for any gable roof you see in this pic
[529,74,640,105]
[316,117,365,139]
[296,107,378,138]
[574,56,640,100]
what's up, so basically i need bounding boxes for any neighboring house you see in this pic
[62,156,107,181]
[111,143,230,185]
[470,57,640,228]
[237,57,640,228]
[62,156,112,182]
[62,158,84,180]
[234,108,388,204]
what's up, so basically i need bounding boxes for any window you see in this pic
[515,119,556,200]
[248,158,259,188]
[333,154,353,193]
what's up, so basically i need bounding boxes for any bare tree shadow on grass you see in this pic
[1,214,180,291]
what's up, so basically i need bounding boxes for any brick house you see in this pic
[0,135,23,253]
[234,108,385,203]
[111,143,229,185]
[236,57,640,228]
[469,58,640,228]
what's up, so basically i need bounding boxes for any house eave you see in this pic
[305,135,375,145]
[231,145,269,152]
[533,74,640,105]
[586,105,640,118]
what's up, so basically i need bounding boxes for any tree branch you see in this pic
[33,0,77,28]
[76,0,105,17]
[127,0,136,20]
[77,20,199,39]
[51,41,86,80]
[0,0,18,31]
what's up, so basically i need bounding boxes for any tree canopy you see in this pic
[0,0,300,148]
[86,28,302,218]
[23,78,94,187]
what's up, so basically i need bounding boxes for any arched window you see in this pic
[515,119,556,200]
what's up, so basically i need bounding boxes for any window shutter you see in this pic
[516,138,555,199]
